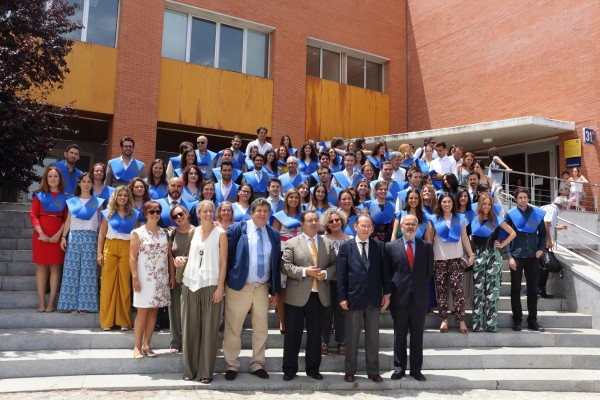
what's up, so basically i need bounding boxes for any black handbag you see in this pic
[541,250,563,273]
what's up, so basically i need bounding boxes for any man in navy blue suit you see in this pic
[222,198,281,381]
[337,214,391,383]
[385,214,433,382]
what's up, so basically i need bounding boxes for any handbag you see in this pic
[540,250,562,273]
[174,228,195,284]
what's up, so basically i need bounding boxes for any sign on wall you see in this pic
[564,138,582,168]
[583,127,596,145]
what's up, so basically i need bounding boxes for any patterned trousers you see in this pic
[472,248,502,332]
[434,258,465,321]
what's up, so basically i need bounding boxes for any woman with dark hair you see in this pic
[454,187,476,310]
[309,183,333,217]
[277,145,290,175]
[391,188,426,240]
[338,189,358,236]
[297,182,310,209]
[232,183,253,221]
[98,186,139,331]
[173,149,198,178]
[471,194,515,332]
[440,173,459,197]
[355,177,372,204]
[354,149,366,170]
[245,145,259,172]
[328,147,341,172]
[360,163,376,182]
[354,138,372,156]
[362,181,396,242]
[147,159,168,199]
[92,163,115,205]
[473,159,493,187]
[182,165,203,203]
[280,134,297,158]
[198,181,216,207]
[263,148,279,177]
[58,172,104,314]
[345,186,360,208]
[297,141,318,174]
[129,177,150,223]
[367,140,388,172]
[130,201,174,358]
[568,167,589,210]
[457,152,475,187]
[425,192,474,334]
[30,166,68,312]
[417,144,435,174]
[487,147,512,189]
[421,183,437,217]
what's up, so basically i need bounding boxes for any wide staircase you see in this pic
[0,203,599,393]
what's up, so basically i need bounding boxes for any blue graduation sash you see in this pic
[401,157,416,169]
[333,171,364,188]
[423,205,434,218]
[269,199,284,214]
[395,210,427,239]
[344,214,357,236]
[366,200,395,224]
[66,195,104,220]
[460,209,475,226]
[288,147,298,157]
[195,150,216,167]
[507,206,545,234]
[397,187,421,205]
[53,160,82,194]
[298,158,318,174]
[173,168,184,178]
[156,198,193,227]
[417,159,429,174]
[233,203,251,222]
[243,171,269,193]
[367,155,383,170]
[214,182,239,203]
[134,203,146,223]
[370,180,401,201]
[181,186,200,203]
[96,185,115,204]
[35,192,68,212]
[108,158,144,183]
[329,164,341,173]
[101,209,138,234]
[148,182,168,199]
[431,214,464,242]
[279,173,306,192]
[212,167,242,182]
[231,150,246,170]
[327,186,342,204]
[277,160,287,170]
[273,211,301,229]
[245,158,255,171]
[471,216,504,238]
[169,155,180,170]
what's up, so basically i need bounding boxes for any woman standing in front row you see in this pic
[177,200,227,383]
[58,173,104,314]
[30,166,68,312]
[130,201,174,358]
[97,186,139,331]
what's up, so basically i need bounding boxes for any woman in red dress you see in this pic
[30,166,68,312]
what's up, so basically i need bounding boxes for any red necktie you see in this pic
[406,240,414,270]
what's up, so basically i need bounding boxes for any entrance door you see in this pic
[528,151,551,205]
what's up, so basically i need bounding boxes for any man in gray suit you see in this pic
[281,210,337,381]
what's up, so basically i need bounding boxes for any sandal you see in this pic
[337,344,346,355]
[321,343,329,355]
[37,306,46,313]
[170,348,180,354]
[199,378,212,384]
[459,321,468,334]
[439,320,449,333]
[133,349,144,359]
[142,347,157,358]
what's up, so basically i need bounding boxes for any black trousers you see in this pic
[390,292,426,374]
[282,293,325,376]
[510,257,540,324]
[321,280,345,346]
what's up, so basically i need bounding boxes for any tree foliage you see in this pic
[0,0,80,194]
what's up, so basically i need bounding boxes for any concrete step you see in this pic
[0,217,31,229]
[1,347,599,379]
[0,262,36,276]
[0,238,32,250]
[2,369,599,393]
[0,276,36,291]
[2,327,599,352]
[0,250,32,262]
[0,308,592,330]
[0,228,34,239]
[0,203,31,212]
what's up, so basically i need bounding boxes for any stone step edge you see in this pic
[0,370,599,393]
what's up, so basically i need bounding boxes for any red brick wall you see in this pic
[406,0,599,181]
[108,1,165,165]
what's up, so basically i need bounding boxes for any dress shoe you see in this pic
[539,292,554,299]
[224,370,237,381]
[391,371,405,380]
[367,374,383,382]
[512,323,522,331]
[283,373,295,381]
[410,371,426,381]
[528,321,545,332]
[250,368,269,379]
[308,371,323,380]
[344,373,355,382]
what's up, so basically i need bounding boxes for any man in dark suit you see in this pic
[222,198,281,381]
[337,214,391,383]
[385,214,433,381]
[281,210,337,381]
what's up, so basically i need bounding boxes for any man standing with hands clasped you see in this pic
[281,210,337,381]
[337,214,391,383]
[386,214,433,381]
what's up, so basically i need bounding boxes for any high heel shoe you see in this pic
[142,347,157,358]
[439,320,449,333]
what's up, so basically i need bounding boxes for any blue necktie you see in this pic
[256,227,265,278]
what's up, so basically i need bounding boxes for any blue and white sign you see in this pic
[583,127,596,145]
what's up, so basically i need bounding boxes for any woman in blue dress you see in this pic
[173,149,198,179]
[362,181,396,243]
[297,141,318,174]
[338,189,358,236]
[58,173,104,314]
[91,163,114,206]
[232,183,253,222]
[263,148,280,177]
[280,134,297,158]
[129,177,150,224]
[147,159,168,200]
[182,165,203,203]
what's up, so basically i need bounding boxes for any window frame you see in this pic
[58,0,121,48]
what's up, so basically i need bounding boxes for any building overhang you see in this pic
[366,116,576,152]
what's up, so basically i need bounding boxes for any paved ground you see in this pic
[2,390,599,400]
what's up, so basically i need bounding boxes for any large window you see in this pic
[161,9,270,78]
[306,44,385,92]
[63,0,120,48]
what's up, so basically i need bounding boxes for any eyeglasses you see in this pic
[197,141,206,145]
[254,159,264,163]
[240,190,250,194]
[147,209,161,215]
[171,211,186,220]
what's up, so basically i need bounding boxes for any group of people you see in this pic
[29,130,560,382]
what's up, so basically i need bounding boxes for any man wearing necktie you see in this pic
[385,214,433,382]
[223,198,281,381]
[337,214,390,383]
[281,211,337,381]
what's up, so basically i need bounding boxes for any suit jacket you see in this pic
[226,221,281,295]
[337,238,391,311]
[282,235,336,308]
[385,237,433,308]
